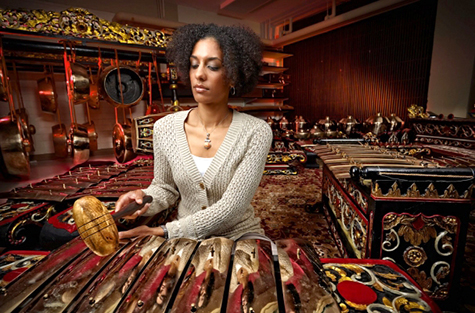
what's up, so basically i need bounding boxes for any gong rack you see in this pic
[0,27,175,175]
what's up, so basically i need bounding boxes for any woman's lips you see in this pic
[194,85,208,93]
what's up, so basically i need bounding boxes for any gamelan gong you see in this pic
[100,66,144,108]
[112,120,136,163]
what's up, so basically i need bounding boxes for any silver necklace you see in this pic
[197,109,230,150]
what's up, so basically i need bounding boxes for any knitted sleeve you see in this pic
[166,121,273,239]
[141,120,180,215]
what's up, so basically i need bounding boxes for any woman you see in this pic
[116,23,273,241]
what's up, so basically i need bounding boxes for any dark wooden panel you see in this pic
[284,0,438,124]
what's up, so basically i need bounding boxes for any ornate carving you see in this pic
[371,180,474,200]
[326,176,367,258]
[407,104,428,119]
[382,213,459,300]
[324,262,433,312]
[407,267,433,292]
[443,184,459,198]
[423,183,438,198]
[403,246,428,267]
[0,8,170,48]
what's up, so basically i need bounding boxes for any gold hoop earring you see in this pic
[230,86,236,96]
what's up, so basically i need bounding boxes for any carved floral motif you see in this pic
[382,213,459,300]
[0,8,170,48]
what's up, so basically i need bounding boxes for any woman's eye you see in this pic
[190,64,199,69]
[208,66,220,71]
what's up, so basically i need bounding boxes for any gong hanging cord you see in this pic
[0,37,16,121]
[49,64,63,127]
[148,62,153,110]
[152,53,165,106]
[11,62,25,111]
[114,49,125,106]
[62,41,77,130]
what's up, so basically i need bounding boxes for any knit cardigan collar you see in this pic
[174,109,243,185]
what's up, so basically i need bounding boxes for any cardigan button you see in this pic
[201,206,207,210]
[199,183,205,190]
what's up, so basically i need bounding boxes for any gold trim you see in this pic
[0,8,170,48]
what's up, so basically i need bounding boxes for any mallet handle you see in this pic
[112,195,153,220]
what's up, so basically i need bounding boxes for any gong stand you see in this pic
[62,41,90,164]
[111,49,136,163]
[168,62,182,112]
[88,48,101,110]
[0,38,31,178]
[12,62,35,152]
[153,54,165,106]
[83,66,98,151]
[50,64,69,158]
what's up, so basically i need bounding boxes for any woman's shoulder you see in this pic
[236,111,271,129]
[153,110,189,129]
[236,111,272,136]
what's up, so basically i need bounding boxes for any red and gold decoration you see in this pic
[382,213,460,300]
[0,8,170,48]
[322,259,440,313]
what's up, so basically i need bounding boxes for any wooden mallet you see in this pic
[72,195,153,256]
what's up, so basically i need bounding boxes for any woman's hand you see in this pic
[119,225,164,239]
[115,189,151,219]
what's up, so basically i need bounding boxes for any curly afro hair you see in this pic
[166,23,263,97]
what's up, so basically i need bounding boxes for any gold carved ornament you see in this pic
[0,8,170,48]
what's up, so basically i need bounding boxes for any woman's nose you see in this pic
[194,64,206,81]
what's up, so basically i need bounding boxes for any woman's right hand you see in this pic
[114,189,151,219]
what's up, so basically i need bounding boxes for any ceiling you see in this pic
[169,0,349,24]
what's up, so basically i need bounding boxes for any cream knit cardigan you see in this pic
[142,109,273,240]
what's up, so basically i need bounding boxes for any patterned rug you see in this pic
[252,167,342,259]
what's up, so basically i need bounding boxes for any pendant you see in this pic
[204,133,211,150]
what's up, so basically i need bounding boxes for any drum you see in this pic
[131,112,171,154]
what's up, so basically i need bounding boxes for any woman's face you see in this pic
[189,37,230,106]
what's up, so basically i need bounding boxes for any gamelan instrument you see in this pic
[62,41,90,164]
[82,99,98,151]
[131,113,170,154]
[0,234,441,313]
[37,65,58,113]
[100,65,144,108]
[0,41,31,178]
[72,195,153,256]
[306,141,475,301]
[112,109,136,163]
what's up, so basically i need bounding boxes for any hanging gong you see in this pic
[70,63,90,103]
[0,117,30,178]
[0,69,7,102]
[112,123,136,163]
[69,123,90,165]
[83,121,98,151]
[100,66,144,108]
[37,75,58,113]
[52,123,68,158]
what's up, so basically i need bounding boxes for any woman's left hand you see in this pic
[119,225,164,239]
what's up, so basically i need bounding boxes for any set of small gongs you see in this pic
[0,40,167,179]
[0,38,36,178]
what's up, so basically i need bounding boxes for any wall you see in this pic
[283,0,438,123]
[427,0,475,118]
[177,5,259,34]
